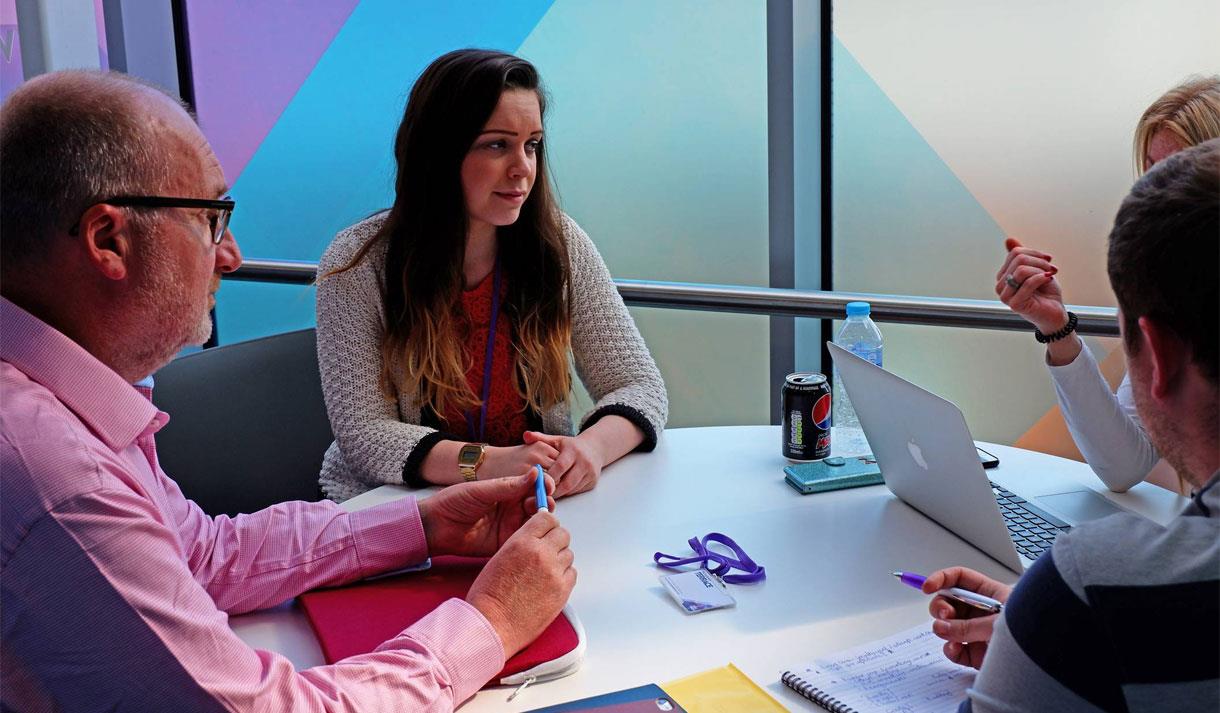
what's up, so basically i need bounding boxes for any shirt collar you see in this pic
[0,296,160,452]
[1192,470,1220,518]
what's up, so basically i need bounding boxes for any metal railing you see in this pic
[228,258,1120,337]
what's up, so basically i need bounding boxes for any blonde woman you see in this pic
[996,75,1220,493]
[316,50,667,502]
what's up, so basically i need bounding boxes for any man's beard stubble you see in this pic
[1130,373,1192,483]
[119,235,214,379]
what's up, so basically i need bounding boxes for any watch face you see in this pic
[459,444,484,466]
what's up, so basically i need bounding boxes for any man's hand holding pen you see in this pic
[922,567,1014,670]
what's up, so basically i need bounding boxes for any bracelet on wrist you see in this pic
[1035,311,1078,344]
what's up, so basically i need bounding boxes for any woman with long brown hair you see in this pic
[315,49,667,502]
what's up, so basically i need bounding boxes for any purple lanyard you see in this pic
[654,532,766,585]
[464,258,503,442]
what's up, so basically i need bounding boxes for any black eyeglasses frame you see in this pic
[70,195,235,244]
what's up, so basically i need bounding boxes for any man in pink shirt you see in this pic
[0,70,576,711]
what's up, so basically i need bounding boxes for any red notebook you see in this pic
[298,556,585,687]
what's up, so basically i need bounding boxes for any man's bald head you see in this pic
[0,70,193,268]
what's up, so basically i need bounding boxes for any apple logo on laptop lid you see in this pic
[907,438,929,470]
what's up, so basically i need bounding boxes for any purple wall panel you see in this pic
[0,0,22,103]
[94,0,107,68]
[185,0,360,184]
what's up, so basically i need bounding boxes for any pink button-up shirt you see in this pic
[0,297,504,711]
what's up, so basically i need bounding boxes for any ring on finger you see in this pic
[1005,274,1021,290]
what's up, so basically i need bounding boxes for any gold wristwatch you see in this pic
[458,443,487,482]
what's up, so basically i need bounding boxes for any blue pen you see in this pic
[534,465,548,513]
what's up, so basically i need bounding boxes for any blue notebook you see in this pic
[783,455,884,494]
[525,683,686,712]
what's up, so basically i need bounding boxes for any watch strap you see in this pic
[458,443,486,482]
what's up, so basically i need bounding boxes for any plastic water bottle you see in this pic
[832,302,883,451]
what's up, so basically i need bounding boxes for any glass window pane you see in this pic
[187,1,771,427]
[828,2,1214,446]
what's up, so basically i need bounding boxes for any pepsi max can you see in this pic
[782,372,832,462]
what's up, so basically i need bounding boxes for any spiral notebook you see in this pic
[780,623,975,713]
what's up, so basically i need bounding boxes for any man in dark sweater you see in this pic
[925,139,1219,713]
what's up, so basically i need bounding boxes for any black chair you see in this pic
[152,328,332,517]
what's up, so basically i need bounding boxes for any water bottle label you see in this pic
[850,346,883,368]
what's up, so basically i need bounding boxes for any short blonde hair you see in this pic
[1133,75,1220,175]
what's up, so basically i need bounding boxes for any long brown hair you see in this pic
[329,49,571,418]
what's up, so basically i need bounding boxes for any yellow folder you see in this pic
[663,663,788,712]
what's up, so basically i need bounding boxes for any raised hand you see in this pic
[995,237,1083,364]
[995,237,1069,334]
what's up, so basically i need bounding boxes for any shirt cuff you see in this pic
[581,403,659,452]
[376,598,506,703]
[348,496,428,578]
[402,431,453,488]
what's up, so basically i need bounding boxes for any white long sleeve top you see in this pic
[1046,343,1160,492]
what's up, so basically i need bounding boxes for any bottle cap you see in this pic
[846,301,871,317]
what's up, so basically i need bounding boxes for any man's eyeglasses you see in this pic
[72,195,235,244]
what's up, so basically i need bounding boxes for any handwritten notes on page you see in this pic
[780,623,975,713]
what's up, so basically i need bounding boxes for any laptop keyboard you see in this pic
[990,482,1072,560]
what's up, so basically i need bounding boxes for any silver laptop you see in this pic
[827,342,1127,572]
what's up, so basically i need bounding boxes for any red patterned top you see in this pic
[437,270,530,446]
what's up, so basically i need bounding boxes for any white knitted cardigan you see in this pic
[315,211,669,502]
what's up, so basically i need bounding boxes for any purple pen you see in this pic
[892,570,1004,614]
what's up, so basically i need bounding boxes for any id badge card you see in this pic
[660,569,736,614]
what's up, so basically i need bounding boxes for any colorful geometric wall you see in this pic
[0,0,22,102]
[5,0,1214,442]
[186,0,772,428]
[830,0,1219,447]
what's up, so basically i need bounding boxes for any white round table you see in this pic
[231,425,1185,711]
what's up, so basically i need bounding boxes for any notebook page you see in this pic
[786,623,975,713]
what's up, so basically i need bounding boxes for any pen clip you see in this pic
[941,589,1003,614]
[506,675,537,702]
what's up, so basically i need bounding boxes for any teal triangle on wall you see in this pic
[831,36,1005,300]
[216,0,555,345]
